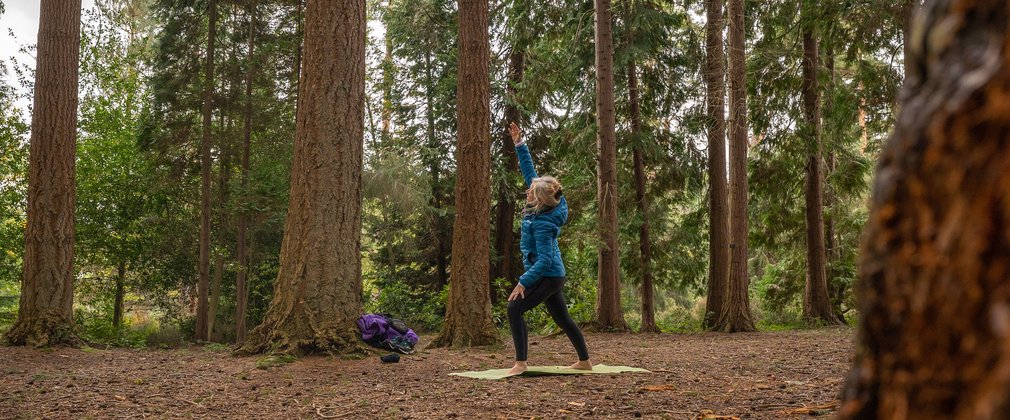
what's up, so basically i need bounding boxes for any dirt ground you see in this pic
[1,328,853,419]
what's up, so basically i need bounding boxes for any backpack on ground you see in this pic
[355,313,419,354]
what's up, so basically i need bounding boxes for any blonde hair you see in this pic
[525,176,562,214]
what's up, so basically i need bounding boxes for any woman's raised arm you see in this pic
[510,122,538,188]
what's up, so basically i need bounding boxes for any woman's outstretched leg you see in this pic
[506,278,564,374]
[506,298,530,374]
[543,285,591,369]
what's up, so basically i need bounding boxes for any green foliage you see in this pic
[740,0,898,322]
[364,274,447,332]
[0,282,17,332]
[0,72,28,315]
[75,307,166,348]
[0,18,29,333]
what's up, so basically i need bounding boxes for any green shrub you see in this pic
[364,277,446,332]
[146,322,184,348]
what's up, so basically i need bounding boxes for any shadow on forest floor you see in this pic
[1,328,852,419]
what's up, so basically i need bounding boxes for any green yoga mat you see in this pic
[450,364,651,380]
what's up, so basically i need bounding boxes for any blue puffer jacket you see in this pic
[516,143,568,288]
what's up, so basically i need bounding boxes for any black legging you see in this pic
[507,276,589,362]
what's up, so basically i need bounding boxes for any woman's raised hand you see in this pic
[509,122,522,145]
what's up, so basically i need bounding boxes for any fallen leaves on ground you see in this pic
[0,329,854,419]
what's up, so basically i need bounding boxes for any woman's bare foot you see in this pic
[569,360,593,370]
[507,361,528,376]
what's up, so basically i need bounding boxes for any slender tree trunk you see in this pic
[800,2,843,326]
[630,79,655,333]
[237,0,366,355]
[858,93,868,153]
[491,49,524,301]
[823,41,836,265]
[823,40,845,319]
[236,3,257,345]
[703,0,729,331]
[422,48,449,290]
[209,145,229,340]
[113,262,126,329]
[381,8,393,143]
[430,0,498,347]
[195,0,218,342]
[623,1,656,332]
[4,0,82,348]
[593,0,627,331]
[714,0,755,333]
[838,1,1010,417]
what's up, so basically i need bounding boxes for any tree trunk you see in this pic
[823,41,836,265]
[823,40,846,319]
[714,0,755,333]
[703,0,729,331]
[236,0,365,355]
[838,1,1010,417]
[113,262,126,329]
[491,49,524,301]
[381,8,393,143]
[422,47,449,291]
[623,1,656,332]
[236,2,256,345]
[429,0,498,347]
[800,3,843,326]
[859,91,868,153]
[209,145,229,341]
[592,0,627,331]
[4,0,82,348]
[195,0,218,342]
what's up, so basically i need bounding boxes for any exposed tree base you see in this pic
[803,312,845,327]
[235,321,364,356]
[583,320,630,333]
[427,320,498,348]
[712,309,756,333]
[638,323,660,333]
[702,314,719,331]
[4,316,80,348]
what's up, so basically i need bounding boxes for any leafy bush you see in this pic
[0,295,16,333]
[364,275,447,332]
[75,308,163,348]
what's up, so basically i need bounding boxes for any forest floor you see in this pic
[1,327,853,419]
